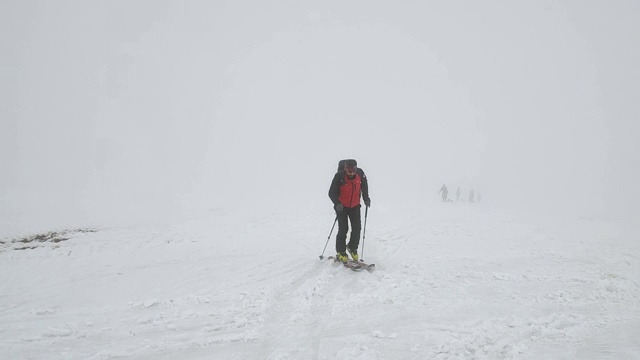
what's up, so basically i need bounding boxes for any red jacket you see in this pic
[329,168,370,209]
[338,173,362,208]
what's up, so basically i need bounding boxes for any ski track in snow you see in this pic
[1,206,639,359]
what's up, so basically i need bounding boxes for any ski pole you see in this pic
[361,205,368,261]
[319,215,338,260]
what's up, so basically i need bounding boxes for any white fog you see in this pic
[2,1,638,231]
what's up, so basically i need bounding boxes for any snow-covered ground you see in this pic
[1,202,638,360]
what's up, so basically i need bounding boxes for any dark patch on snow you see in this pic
[4,229,97,251]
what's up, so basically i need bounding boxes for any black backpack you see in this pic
[337,159,357,172]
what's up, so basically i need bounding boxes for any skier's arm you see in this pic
[328,173,341,205]
[359,169,370,203]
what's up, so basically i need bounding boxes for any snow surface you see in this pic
[1,203,638,360]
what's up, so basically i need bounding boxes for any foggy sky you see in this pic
[1,1,639,233]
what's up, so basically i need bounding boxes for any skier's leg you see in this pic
[335,210,349,253]
[347,205,362,251]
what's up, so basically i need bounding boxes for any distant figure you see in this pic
[438,184,448,202]
[477,192,482,202]
[469,189,475,203]
[456,187,461,201]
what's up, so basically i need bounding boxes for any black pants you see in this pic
[336,205,362,253]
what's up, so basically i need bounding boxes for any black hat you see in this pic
[344,159,357,168]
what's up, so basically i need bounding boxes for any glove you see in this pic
[334,203,344,213]
[364,199,371,208]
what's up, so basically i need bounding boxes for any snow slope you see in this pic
[1,203,638,360]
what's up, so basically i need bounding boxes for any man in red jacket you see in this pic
[328,159,371,263]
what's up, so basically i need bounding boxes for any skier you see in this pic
[469,189,475,203]
[438,184,448,202]
[328,159,370,263]
[456,187,461,201]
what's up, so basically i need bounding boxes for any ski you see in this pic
[327,256,374,271]
[350,259,375,270]
[327,256,361,270]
